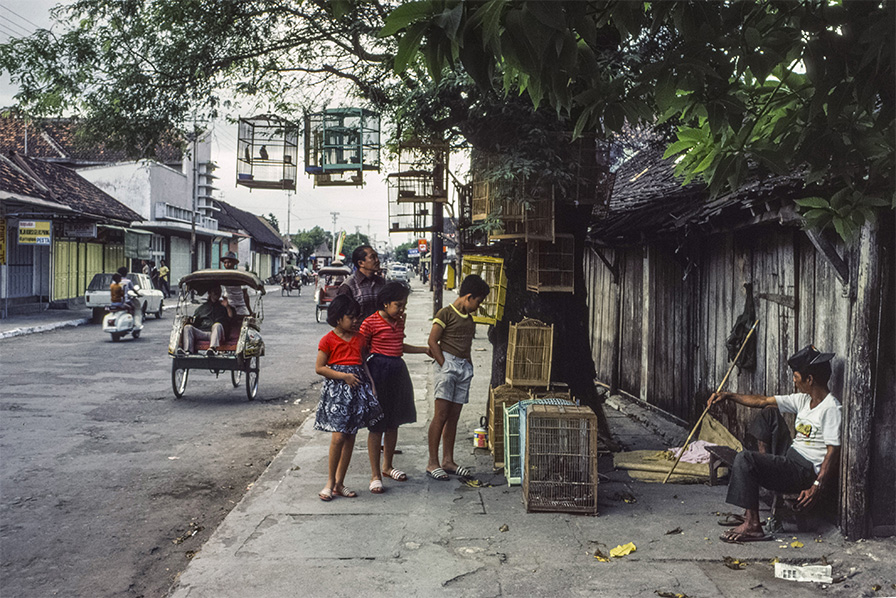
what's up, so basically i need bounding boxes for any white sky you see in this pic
[0,0,421,246]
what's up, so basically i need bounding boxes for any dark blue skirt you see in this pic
[314,364,383,435]
[367,354,417,432]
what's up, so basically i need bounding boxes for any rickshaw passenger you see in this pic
[181,285,233,356]
[220,252,251,316]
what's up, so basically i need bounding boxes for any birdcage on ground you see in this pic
[460,255,507,325]
[304,107,380,187]
[524,404,599,514]
[526,234,575,293]
[236,115,299,190]
[488,384,530,468]
[506,319,554,386]
[503,397,576,486]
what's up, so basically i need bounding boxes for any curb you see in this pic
[0,317,91,340]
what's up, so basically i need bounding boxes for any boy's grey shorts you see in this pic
[433,352,474,405]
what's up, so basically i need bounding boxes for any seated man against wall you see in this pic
[708,345,842,543]
[180,285,233,357]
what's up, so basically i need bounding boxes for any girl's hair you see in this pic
[377,281,410,307]
[326,294,360,327]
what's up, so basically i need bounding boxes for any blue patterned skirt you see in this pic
[314,364,383,435]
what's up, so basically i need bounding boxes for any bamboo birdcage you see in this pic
[526,234,575,293]
[488,385,529,468]
[387,140,450,204]
[506,319,554,386]
[236,115,299,191]
[524,404,599,514]
[460,256,507,325]
[388,195,432,233]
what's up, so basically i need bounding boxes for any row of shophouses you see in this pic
[0,115,289,318]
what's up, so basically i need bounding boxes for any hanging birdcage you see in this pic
[387,140,450,204]
[236,115,299,190]
[304,107,380,187]
[387,197,431,233]
[526,234,575,293]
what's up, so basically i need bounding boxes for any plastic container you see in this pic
[473,428,488,448]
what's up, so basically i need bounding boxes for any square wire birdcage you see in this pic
[506,319,554,386]
[503,398,576,486]
[524,404,599,514]
[460,255,507,325]
[526,234,575,293]
[388,195,432,233]
[489,384,529,468]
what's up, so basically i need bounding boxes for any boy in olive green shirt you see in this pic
[426,274,490,480]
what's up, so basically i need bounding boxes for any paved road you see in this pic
[0,285,324,597]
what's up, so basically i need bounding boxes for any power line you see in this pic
[0,14,31,37]
[0,22,21,40]
[0,4,43,31]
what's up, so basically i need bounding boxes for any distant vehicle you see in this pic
[86,272,164,321]
[387,264,409,282]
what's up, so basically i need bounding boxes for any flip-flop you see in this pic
[427,467,449,481]
[719,530,773,543]
[333,486,357,498]
[319,487,333,502]
[717,514,746,526]
[369,479,385,494]
[443,465,472,478]
[382,468,408,481]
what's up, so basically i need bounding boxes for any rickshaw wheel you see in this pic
[245,356,259,401]
[231,368,242,387]
[172,365,189,398]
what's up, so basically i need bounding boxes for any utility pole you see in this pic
[330,211,339,262]
[431,144,446,317]
[190,133,198,272]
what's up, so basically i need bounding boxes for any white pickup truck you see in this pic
[85,272,164,321]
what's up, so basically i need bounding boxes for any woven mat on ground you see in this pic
[613,414,742,484]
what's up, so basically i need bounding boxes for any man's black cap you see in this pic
[787,345,835,372]
[222,251,238,261]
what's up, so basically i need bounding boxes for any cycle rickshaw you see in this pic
[314,262,352,323]
[168,269,266,400]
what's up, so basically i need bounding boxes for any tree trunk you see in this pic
[487,203,617,448]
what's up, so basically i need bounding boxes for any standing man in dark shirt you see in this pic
[338,245,386,323]
[180,285,233,356]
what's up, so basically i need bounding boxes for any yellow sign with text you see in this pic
[18,220,52,245]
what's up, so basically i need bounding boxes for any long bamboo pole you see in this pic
[662,318,760,484]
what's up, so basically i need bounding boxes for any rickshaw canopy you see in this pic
[178,269,267,295]
[316,263,352,277]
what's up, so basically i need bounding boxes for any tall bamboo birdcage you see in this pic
[526,234,575,293]
[387,140,449,204]
[460,255,507,325]
[524,404,599,514]
[506,319,554,386]
[304,107,380,187]
[236,115,299,190]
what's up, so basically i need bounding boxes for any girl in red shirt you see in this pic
[360,282,429,494]
[314,294,382,501]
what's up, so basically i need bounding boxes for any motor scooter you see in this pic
[102,290,144,341]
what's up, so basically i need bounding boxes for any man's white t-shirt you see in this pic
[222,285,249,316]
[774,392,842,473]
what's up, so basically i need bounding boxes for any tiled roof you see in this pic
[0,115,184,166]
[589,150,807,245]
[213,200,284,251]
[0,153,142,223]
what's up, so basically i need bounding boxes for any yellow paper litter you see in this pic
[610,542,637,558]
[791,540,804,548]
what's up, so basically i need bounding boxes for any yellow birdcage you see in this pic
[506,319,554,386]
[460,255,507,325]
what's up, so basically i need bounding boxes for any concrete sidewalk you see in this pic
[0,304,95,339]
[166,280,894,597]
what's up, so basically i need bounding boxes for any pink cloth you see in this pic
[669,440,718,464]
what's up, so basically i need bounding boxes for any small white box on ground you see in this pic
[774,563,833,583]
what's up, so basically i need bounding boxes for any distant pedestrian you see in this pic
[149,260,160,291]
[425,274,490,481]
[158,260,171,297]
[360,282,429,494]
[314,294,383,502]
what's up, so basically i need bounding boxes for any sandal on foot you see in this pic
[427,467,449,481]
[719,530,772,543]
[717,514,746,526]
[369,479,385,494]
[333,486,357,498]
[443,465,472,477]
[319,487,333,502]
[382,468,408,481]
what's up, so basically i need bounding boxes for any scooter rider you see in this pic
[117,266,144,329]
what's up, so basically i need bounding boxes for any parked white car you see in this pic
[85,272,164,321]
[387,264,409,282]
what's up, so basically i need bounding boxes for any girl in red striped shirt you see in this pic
[360,282,429,494]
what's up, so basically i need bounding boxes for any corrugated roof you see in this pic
[213,200,284,250]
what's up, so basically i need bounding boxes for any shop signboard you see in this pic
[18,220,52,245]
[63,222,98,238]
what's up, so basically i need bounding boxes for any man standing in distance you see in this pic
[338,245,386,322]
